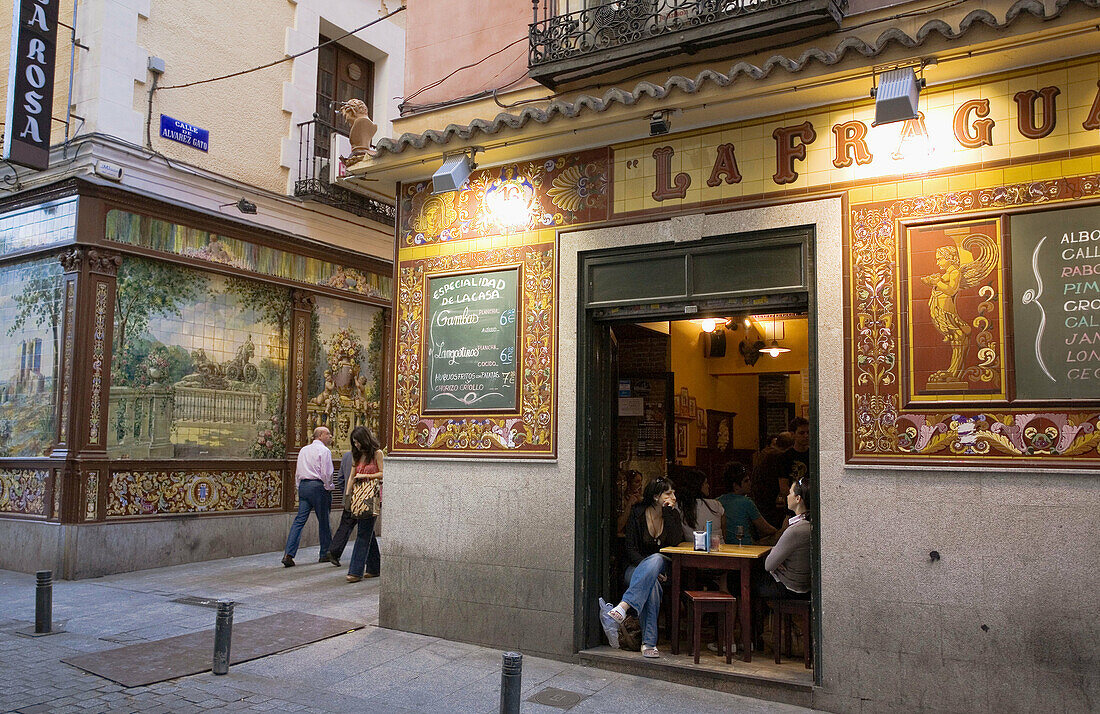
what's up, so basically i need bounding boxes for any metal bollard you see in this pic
[499,651,522,714]
[34,570,52,634]
[212,601,234,675]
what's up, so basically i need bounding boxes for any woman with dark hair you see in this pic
[675,468,726,545]
[599,477,682,658]
[752,478,812,638]
[328,425,383,582]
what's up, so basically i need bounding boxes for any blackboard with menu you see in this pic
[424,267,520,412]
[1011,205,1100,401]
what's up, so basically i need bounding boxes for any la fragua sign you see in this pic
[3,0,59,171]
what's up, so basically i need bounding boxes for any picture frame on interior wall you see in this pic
[675,421,688,458]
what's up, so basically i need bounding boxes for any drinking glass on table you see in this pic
[735,525,745,546]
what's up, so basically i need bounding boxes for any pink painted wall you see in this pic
[403,0,537,112]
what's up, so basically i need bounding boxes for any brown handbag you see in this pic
[348,463,380,518]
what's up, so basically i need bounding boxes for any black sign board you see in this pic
[424,267,519,412]
[1011,204,1100,401]
[3,0,59,170]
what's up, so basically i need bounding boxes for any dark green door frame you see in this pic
[573,226,822,681]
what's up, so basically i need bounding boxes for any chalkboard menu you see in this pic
[424,267,520,412]
[1012,205,1100,400]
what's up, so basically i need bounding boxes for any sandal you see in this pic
[598,598,620,650]
[642,645,660,658]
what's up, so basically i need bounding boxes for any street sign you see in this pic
[159,115,209,152]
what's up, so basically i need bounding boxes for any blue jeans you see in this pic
[622,553,668,648]
[348,514,380,577]
[284,479,332,558]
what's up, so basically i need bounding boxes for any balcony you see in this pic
[294,119,396,226]
[529,0,847,89]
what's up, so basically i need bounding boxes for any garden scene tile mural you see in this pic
[108,257,290,459]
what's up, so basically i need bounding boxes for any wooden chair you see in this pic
[681,590,736,664]
[770,598,812,668]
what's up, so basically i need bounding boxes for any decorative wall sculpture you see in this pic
[106,468,283,517]
[847,173,1100,464]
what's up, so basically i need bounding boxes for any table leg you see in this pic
[739,560,752,662]
[669,556,682,655]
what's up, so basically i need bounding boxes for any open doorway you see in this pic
[575,229,819,688]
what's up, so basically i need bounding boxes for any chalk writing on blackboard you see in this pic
[1012,206,1100,400]
[425,267,520,412]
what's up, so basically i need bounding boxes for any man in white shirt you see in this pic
[282,427,335,567]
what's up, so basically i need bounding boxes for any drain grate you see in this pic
[528,687,588,709]
[170,596,223,609]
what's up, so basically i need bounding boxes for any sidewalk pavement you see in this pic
[0,549,813,714]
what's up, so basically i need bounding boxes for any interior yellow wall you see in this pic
[136,0,295,193]
[669,321,761,460]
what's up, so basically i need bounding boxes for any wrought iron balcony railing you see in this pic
[294,118,396,227]
[529,0,847,88]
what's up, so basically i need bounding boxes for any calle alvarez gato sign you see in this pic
[4,0,59,171]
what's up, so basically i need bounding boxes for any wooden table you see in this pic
[659,542,771,662]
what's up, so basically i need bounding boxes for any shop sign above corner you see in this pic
[159,115,209,152]
[3,0,59,171]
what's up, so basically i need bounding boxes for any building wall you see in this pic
[402,0,534,111]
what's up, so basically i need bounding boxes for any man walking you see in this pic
[282,426,335,567]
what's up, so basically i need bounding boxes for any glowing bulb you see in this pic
[764,339,790,357]
[701,318,717,333]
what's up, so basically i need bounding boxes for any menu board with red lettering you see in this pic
[1011,205,1100,401]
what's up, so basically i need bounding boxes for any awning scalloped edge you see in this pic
[371,0,1099,157]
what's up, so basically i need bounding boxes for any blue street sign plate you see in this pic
[159,114,209,152]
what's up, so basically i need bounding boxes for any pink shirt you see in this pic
[295,439,334,490]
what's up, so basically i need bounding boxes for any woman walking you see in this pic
[328,425,382,582]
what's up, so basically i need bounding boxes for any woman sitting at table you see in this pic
[599,477,682,658]
[752,478,812,642]
[676,467,726,546]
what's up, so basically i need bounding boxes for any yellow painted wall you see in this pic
[136,0,295,193]
[668,320,762,458]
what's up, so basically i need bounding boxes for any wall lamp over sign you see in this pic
[432,147,480,194]
[219,197,257,215]
[650,110,672,137]
[871,65,927,126]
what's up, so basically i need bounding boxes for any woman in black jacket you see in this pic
[600,477,682,658]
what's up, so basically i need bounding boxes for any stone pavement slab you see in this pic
[0,551,813,713]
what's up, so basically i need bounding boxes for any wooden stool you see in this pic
[681,591,736,664]
[770,598,812,668]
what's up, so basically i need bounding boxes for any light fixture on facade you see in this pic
[871,66,925,126]
[432,148,479,194]
[700,318,718,333]
[650,110,672,136]
[219,197,257,214]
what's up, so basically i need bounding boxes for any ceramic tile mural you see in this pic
[106,468,283,517]
[0,256,63,456]
[0,198,76,256]
[0,468,48,516]
[105,210,391,300]
[399,148,609,247]
[310,295,384,448]
[108,257,290,459]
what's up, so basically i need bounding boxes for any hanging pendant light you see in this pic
[763,316,790,357]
